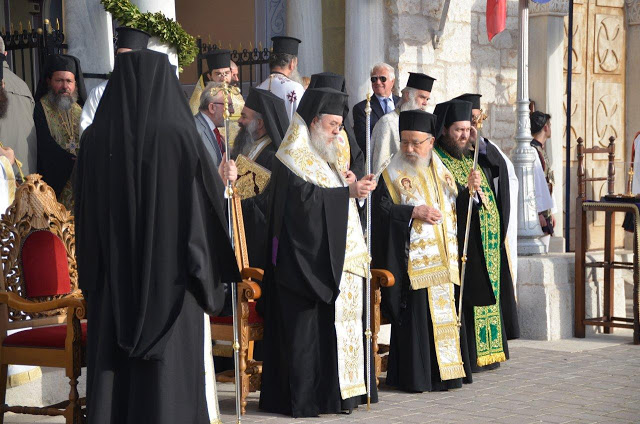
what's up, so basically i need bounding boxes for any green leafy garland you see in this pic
[101,0,198,70]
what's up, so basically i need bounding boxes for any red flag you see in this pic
[486,0,507,41]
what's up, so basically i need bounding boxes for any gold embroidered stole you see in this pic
[235,137,272,200]
[277,114,368,398]
[382,153,465,380]
[40,97,81,210]
[335,129,351,174]
[189,75,205,115]
[435,146,506,367]
[0,156,16,205]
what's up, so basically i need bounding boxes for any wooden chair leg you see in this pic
[65,373,82,424]
[239,303,249,415]
[634,233,640,345]
[603,212,615,333]
[0,364,7,424]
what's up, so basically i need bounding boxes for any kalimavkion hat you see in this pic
[271,36,301,56]
[399,110,437,136]
[115,27,151,51]
[406,72,436,92]
[206,50,231,71]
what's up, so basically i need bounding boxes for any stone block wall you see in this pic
[386,0,519,154]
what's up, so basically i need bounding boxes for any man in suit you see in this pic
[194,81,237,183]
[352,62,400,154]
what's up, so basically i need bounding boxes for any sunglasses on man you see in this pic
[370,76,388,83]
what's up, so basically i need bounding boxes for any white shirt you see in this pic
[257,73,305,123]
[79,81,108,136]
[375,94,395,113]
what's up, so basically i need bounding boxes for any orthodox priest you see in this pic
[259,87,378,417]
[257,36,305,121]
[373,110,485,392]
[75,49,240,424]
[233,87,289,270]
[433,99,519,372]
[34,54,86,210]
[79,27,151,135]
[371,72,435,176]
[454,93,519,288]
[307,72,364,179]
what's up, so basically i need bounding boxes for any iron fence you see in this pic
[196,39,271,97]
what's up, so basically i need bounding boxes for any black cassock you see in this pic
[456,139,520,373]
[75,50,239,424]
[258,159,377,417]
[372,177,489,392]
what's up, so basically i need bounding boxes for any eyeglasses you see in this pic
[370,76,388,83]
[400,136,433,148]
[327,122,345,132]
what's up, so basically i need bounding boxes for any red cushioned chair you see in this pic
[0,175,86,424]
[211,194,263,415]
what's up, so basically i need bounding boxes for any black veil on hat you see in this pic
[244,87,290,148]
[399,110,437,135]
[115,27,151,51]
[75,49,239,359]
[296,87,348,128]
[433,99,472,138]
[34,54,87,105]
[206,49,231,71]
[271,36,301,56]
[454,93,482,110]
[406,72,436,92]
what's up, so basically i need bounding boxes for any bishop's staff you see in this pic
[222,82,243,424]
[364,92,373,410]
[457,111,487,326]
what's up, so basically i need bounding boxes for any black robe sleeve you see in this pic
[268,159,350,304]
[371,178,413,326]
[34,101,75,196]
[352,101,367,154]
[345,125,365,180]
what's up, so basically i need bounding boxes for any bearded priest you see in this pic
[372,110,483,392]
[259,87,378,417]
[433,99,519,372]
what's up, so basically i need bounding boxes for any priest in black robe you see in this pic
[373,110,486,392]
[307,72,365,179]
[433,99,519,373]
[259,87,378,417]
[33,54,86,209]
[74,50,240,424]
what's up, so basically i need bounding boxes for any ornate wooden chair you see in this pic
[211,194,263,415]
[371,270,394,385]
[0,174,86,423]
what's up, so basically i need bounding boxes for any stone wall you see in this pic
[386,0,519,154]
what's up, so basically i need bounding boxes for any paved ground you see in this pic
[7,331,638,424]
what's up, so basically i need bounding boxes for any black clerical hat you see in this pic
[406,72,436,92]
[206,50,231,71]
[454,93,482,110]
[35,54,87,105]
[433,99,472,138]
[271,36,301,56]
[399,110,437,135]
[296,87,348,127]
[308,72,346,93]
[244,87,289,147]
[530,111,551,134]
[115,27,151,51]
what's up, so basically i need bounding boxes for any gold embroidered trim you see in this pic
[340,383,367,400]
[476,352,506,367]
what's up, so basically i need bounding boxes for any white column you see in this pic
[529,0,569,253]
[344,0,385,114]
[64,0,114,92]
[626,1,640,160]
[514,0,546,255]
[286,0,323,78]
[131,0,179,74]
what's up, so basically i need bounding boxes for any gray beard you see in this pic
[232,120,260,159]
[400,151,431,169]
[46,89,78,112]
[438,133,471,159]
[399,97,425,112]
[310,126,339,164]
[289,68,303,85]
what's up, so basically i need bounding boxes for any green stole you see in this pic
[435,146,506,367]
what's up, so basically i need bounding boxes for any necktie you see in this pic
[213,127,225,155]
[382,97,391,114]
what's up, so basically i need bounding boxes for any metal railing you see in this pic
[1,19,67,94]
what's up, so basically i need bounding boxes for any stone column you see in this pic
[286,0,323,78]
[529,0,569,253]
[626,1,640,158]
[63,0,113,92]
[344,0,385,114]
[514,0,546,255]
[131,0,179,75]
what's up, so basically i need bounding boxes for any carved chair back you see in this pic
[0,175,78,330]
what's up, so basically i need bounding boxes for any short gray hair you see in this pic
[370,62,395,81]
[199,81,225,111]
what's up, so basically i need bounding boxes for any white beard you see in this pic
[400,151,431,169]
[310,126,339,164]
[400,97,426,112]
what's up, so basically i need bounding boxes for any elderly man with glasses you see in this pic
[352,62,400,154]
